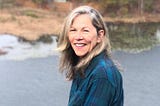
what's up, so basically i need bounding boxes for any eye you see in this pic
[83,29,89,32]
[69,28,76,32]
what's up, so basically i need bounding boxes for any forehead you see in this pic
[71,14,93,27]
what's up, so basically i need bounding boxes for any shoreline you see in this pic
[0,7,160,41]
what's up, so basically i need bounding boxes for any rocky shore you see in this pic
[0,49,7,55]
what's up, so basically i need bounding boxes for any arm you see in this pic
[84,78,115,106]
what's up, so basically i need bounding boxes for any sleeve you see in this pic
[84,78,116,106]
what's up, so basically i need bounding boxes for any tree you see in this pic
[32,0,48,8]
[138,0,144,15]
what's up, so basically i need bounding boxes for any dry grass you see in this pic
[0,7,63,40]
[104,14,160,23]
[0,7,159,41]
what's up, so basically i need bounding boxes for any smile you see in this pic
[74,43,86,47]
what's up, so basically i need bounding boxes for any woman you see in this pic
[58,6,123,106]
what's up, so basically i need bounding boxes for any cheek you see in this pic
[89,31,98,41]
[90,40,97,47]
[68,34,73,43]
[87,35,98,44]
[89,36,99,47]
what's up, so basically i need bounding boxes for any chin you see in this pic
[75,51,87,57]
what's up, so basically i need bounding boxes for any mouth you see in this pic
[74,43,87,47]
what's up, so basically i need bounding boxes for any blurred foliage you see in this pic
[18,34,53,44]
[23,10,39,18]
[37,34,53,44]
[31,0,49,8]
[32,0,46,5]
[99,0,154,15]
[0,0,15,9]
[143,0,153,12]
[0,0,158,15]
[69,0,157,15]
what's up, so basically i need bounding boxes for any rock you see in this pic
[0,49,7,55]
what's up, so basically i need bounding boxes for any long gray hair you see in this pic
[58,6,111,80]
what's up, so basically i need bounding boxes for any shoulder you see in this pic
[90,56,122,87]
[90,56,113,77]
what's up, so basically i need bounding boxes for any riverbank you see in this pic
[0,7,160,41]
[0,7,63,40]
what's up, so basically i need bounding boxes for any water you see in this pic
[0,46,160,106]
[108,22,160,53]
[0,22,160,60]
[0,29,160,60]
[113,46,160,106]
[0,34,59,60]
[0,56,71,106]
[156,28,160,42]
[0,22,160,106]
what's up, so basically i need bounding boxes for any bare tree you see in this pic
[138,0,144,15]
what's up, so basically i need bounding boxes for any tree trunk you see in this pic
[138,0,144,15]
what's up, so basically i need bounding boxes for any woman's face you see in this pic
[68,14,103,57]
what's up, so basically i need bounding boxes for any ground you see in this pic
[0,7,63,40]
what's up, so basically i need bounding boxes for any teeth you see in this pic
[75,43,85,47]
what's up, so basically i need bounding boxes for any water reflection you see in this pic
[107,22,160,53]
[0,22,160,60]
[156,29,160,42]
[0,34,58,60]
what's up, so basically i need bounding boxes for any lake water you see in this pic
[0,22,159,60]
[0,45,160,106]
[113,46,160,106]
[108,22,160,53]
[0,34,59,60]
[0,22,160,106]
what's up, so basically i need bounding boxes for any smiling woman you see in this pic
[58,6,123,106]
[68,14,103,57]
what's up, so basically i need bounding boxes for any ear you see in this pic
[97,30,104,43]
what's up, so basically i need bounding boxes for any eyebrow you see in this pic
[70,25,90,29]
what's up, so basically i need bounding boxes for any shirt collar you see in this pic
[84,51,106,78]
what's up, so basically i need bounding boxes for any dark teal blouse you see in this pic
[68,51,124,106]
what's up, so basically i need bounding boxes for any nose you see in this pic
[75,32,83,40]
